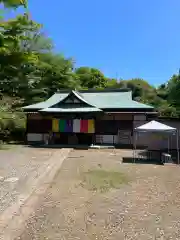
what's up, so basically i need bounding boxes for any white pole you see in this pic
[168,136,170,154]
[177,129,179,164]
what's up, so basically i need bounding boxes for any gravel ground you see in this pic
[17,148,180,240]
[0,146,58,214]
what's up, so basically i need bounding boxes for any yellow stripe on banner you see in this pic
[52,119,59,132]
[88,119,95,133]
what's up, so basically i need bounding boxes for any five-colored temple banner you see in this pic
[52,119,95,133]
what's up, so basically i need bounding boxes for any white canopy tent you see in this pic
[134,120,179,164]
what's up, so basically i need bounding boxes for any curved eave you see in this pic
[40,107,102,113]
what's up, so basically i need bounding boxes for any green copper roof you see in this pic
[23,89,153,111]
[23,93,66,110]
[82,92,152,109]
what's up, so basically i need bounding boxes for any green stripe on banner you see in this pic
[59,119,66,132]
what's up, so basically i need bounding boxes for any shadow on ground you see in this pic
[26,143,147,150]
[122,157,163,165]
[27,144,89,150]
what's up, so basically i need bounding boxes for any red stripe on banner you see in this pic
[84,120,88,133]
[80,120,88,133]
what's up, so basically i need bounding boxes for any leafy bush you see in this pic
[0,96,25,142]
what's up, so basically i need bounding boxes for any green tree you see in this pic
[164,74,180,116]
[115,78,155,101]
[167,74,180,106]
[0,96,25,142]
[27,53,78,101]
[157,83,168,101]
[0,6,77,104]
[0,14,42,97]
[157,103,178,118]
[75,67,107,89]
[106,78,119,88]
[0,0,27,143]
[0,0,27,8]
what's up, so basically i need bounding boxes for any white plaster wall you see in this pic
[96,135,117,144]
[95,135,103,144]
[102,135,114,144]
[27,133,43,142]
[134,115,147,121]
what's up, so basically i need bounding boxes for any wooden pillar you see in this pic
[25,114,28,144]
[113,114,115,145]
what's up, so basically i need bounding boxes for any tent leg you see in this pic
[168,136,170,154]
[177,130,179,164]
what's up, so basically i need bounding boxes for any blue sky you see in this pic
[7,0,180,85]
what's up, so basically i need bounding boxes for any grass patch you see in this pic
[81,169,128,192]
[0,143,10,150]
[0,142,19,150]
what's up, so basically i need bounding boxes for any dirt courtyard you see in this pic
[17,148,180,240]
[0,145,70,239]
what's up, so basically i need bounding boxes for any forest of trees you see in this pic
[0,0,180,142]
